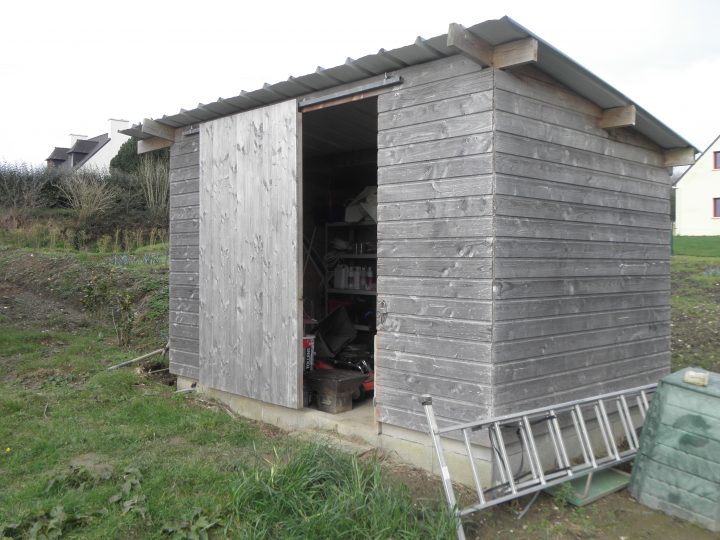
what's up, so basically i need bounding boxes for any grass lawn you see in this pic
[671,238,720,373]
[1,239,719,539]
[672,235,720,257]
[0,247,454,539]
[0,328,454,539]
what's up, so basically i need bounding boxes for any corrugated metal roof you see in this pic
[133,16,696,151]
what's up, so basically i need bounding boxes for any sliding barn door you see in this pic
[199,100,303,409]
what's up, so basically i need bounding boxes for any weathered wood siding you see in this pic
[375,56,495,432]
[169,128,200,379]
[198,101,303,409]
[491,66,671,414]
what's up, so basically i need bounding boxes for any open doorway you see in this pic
[301,97,378,415]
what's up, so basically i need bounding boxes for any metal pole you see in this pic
[422,396,466,540]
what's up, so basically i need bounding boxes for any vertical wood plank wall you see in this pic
[169,128,200,379]
[375,57,496,431]
[491,66,671,414]
[198,101,302,409]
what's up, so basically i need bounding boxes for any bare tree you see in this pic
[136,154,169,221]
[57,168,119,223]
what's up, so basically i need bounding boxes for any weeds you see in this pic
[228,444,456,539]
[112,293,136,347]
[162,508,219,539]
[0,505,92,539]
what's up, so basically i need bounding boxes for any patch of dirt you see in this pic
[136,360,176,386]
[0,281,88,330]
[69,453,114,480]
[13,367,84,390]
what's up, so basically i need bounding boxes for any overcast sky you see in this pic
[2,0,718,164]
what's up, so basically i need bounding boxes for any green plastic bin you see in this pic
[629,367,720,532]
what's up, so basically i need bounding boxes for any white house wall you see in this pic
[78,119,131,171]
[675,136,720,236]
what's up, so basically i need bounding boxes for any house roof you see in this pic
[69,138,100,154]
[47,147,70,161]
[127,16,696,152]
[45,134,110,168]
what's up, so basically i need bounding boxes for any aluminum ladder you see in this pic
[422,383,656,540]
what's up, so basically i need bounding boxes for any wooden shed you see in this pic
[126,17,696,475]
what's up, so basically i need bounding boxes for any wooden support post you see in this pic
[664,147,696,167]
[493,38,539,69]
[598,105,636,129]
[447,23,493,67]
[142,118,176,142]
[138,137,173,154]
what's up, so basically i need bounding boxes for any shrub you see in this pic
[0,161,56,209]
[57,168,119,223]
[137,154,169,222]
[109,137,141,174]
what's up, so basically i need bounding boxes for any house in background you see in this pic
[46,119,130,171]
[674,134,720,235]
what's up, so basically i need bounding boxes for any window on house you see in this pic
[715,198,720,217]
[714,151,720,169]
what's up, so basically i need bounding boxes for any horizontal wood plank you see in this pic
[379,276,492,299]
[378,195,492,221]
[381,313,491,341]
[494,258,669,279]
[494,238,669,259]
[377,257,491,279]
[380,295,492,321]
[378,216,493,239]
[377,331,491,362]
[493,275,669,300]
[494,195,670,230]
[494,306,670,341]
[378,175,493,202]
[378,132,492,166]
[495,216,669,244]
[377,238,493,258]
[493,291,669,321]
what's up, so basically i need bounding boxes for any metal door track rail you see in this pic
[421,383,656,540]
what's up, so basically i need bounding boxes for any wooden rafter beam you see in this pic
[142,118,176,142]
[447,23,494,67]
[493,37,539,69]
[138,136,173,154]
[447,24,539,69]
[598,105,637,129]
[664,147,696,167]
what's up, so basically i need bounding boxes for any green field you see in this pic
[672,235,720,257]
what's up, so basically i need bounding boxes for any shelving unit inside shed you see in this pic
[325,221,377,334]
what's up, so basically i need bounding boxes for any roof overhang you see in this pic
[123,16,698,157]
